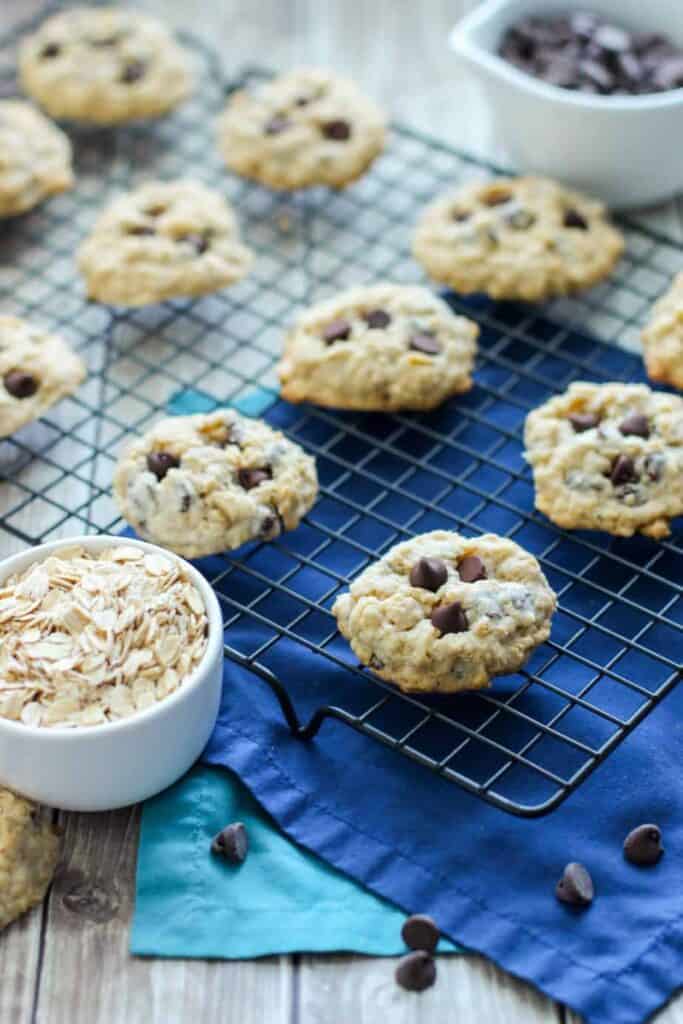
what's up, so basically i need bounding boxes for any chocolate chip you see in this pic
[619,413,650,439]
[556,862,594,907]
[264,115,290,135]
[431,602,468,635]
[127,224,155,237]
[410,332,442,355]
[3,370,38,399]
[401,914,439,954]
[610,454,638,486]
[569,412,599,432]
[363,309,391,329]
[322,119,351,141]
[564,208,588,230]
[180,493,192,513]
[238,467,271,489]
[322,318,351,344]
[409,557,448,592]
[623,824,663,866]
[120,59,146,84]
[458,555,487,583]
[259,512,283,540]
[395,951,436,992]
[40,42,60,58]
[211,822,248,864]
[146,451,180,481]
[180,232,210,255]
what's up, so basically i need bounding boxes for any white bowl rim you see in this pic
[0,534,223,741]
[450,0,683,111]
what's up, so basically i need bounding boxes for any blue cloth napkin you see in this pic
[133,762,458,958]
[133,305,682,1024]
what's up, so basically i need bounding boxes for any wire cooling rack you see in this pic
[0,11,681,817]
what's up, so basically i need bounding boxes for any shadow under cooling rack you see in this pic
[0,34,681,815]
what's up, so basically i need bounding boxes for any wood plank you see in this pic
[0,904,45,1024]
[299,952,562,1023]
[34,808,293,1024]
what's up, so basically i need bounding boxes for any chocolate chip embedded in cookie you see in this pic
[642,272,683,391]
[217,67,386,190]
[19,6,192,124]
[413,176,624,302]
[0,789,61,931]
[0,316,86,439]
[0,101,73,218]
[113,409,318,558]
[77,180,253,306]
[278,283,478,412]
[332,530,556,694]
[524,381,683,539]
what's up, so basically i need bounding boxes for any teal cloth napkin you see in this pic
[132,765,459,958]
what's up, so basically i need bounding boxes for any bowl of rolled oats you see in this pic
[0,535,223,811]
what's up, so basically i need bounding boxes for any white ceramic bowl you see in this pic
[450,0,683,208]
[0,535,224,812]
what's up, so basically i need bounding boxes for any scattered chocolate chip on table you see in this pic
[395,950,437,992]
[623,824,664,866]
[401,913,440,954]
[556,862,594,908]
[211,822,249,864]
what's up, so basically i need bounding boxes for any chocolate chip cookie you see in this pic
[0,789,61,931]
[524,382,683,539]
[642,272,683,391]
[114,409,318,558]
[413,176,624,302]
[0,101,73,217]
[19,6,192,124]
[278,284,479,411]
[217,68,386,190]
[332,530,556,694]
[0,317,86,439]
[77,180,253,306]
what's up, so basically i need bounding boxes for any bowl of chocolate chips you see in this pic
[450,0,683,207]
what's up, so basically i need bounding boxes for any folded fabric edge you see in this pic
[205,715,681,1024]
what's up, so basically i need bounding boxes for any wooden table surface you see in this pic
[1,3,682,1023]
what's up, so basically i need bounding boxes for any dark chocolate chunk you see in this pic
[458,555,487,583]
[401,914,439,954]
[363,309,391,329]
[146,451,180,481]
[623,824,663,866]
[264,114,290,135]
[395,951,437,992]
[610,454,638,486]
[180,232,210,255]
[3,370,38,399]
[556,862,594,907]
[120,59,146,84]
[619,413,650,438]
[431,601,468,635]
[322,119,351,141]
[211,822,248,864]
[569,412,599,432]
[564,208,589,230]
[238,466,271,489]
[410,332,442,355]
[40,42,61,58]
[322,318,351,344]
[409,557,448,592]
[180,492,192,513]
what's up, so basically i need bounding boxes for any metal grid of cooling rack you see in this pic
[0,12,681,816]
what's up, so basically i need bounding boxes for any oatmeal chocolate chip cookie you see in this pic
[77,180,253,306]
[524,382,683,539]
[0,317,86,439]
[278,284,479,411]
[217,67,386,190]
[332,530,556,694]
[413,176,624,302]
[19,6,192,124]
[0,789,60,931]
[114,409,318,558]
[0,101,73,217]
[642,272,683,391]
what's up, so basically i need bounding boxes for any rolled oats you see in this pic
[0,545,209,728]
